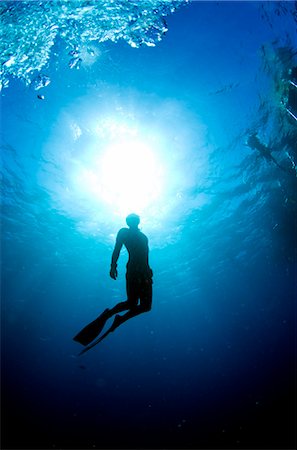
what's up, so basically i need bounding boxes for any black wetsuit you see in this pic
[111,227,153,310]
[73,226,153,350]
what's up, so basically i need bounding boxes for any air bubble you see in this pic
[32,74,51,90]
[69,57,82,70]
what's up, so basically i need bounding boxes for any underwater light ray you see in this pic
[40,89,210,246]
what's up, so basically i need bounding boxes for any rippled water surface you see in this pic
[1,1,296,449]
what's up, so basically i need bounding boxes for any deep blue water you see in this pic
[1,1,296,449]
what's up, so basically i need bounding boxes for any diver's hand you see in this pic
[110,266,118,280]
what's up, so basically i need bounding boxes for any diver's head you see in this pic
[247,133,260,149]
[126,213,140,229]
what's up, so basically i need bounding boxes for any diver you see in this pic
[73,213,153,354]
[247,134,289,172]
[285,66,297,122]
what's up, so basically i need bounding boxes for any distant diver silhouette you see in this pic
[73,213,153,355]
[285,66,297,122]
[247,134,290,173]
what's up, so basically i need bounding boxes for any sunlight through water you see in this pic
[40,89,210,246]
[74,136,164,216]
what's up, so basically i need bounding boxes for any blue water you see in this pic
[1,1,296,449]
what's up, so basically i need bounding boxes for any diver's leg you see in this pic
[109,276,138,317]
[109,305,147,331]
[140,277,153,312]
[273,159,290,173]
[107,301,130,316]
[109,278,152,332]
[106,275,138,318]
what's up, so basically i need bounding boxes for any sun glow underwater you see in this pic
[75,134,164,216]
[41,93,209,244]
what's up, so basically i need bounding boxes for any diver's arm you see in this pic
[110,230,124,280]
[146,239,153,278]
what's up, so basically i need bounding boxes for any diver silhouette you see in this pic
[73,213,153,354]
[247,134,289,172]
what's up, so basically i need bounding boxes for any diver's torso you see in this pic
[119,228,150,276]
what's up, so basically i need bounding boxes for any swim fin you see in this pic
[78,314,123,356]
[73,309,110,346]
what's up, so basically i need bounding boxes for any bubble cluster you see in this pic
[0,0,187,90]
